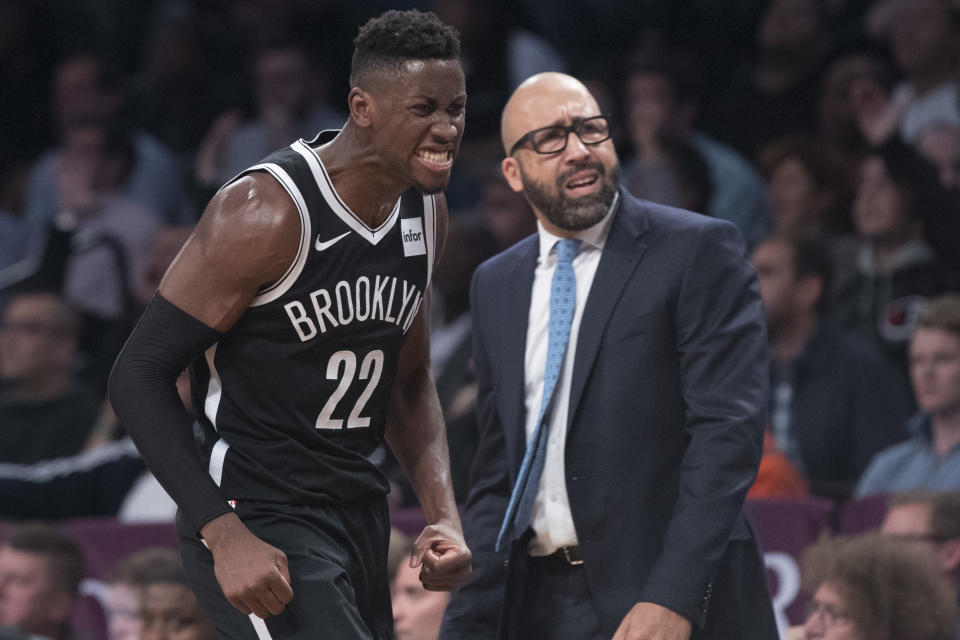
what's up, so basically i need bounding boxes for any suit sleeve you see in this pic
[439,266,511,640]
[638,220,768,622]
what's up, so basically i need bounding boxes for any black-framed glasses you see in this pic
[805,599,855,628]
[509,115,612,155]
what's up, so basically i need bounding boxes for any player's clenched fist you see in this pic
[203,513,295,618]
[411,520,472,591]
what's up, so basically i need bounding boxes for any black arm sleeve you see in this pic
[108,293,232,533]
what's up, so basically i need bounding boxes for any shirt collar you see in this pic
[536,191,619,262]
[908,413,934,442]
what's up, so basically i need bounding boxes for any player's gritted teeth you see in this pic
[416,149,454,173]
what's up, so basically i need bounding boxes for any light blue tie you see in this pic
[496,237,580,551]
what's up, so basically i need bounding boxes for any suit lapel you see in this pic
[495,238,538,471]
[568,196,649,424]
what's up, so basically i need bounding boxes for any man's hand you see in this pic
[201,513,294,619]
[611,602,692,640]
[411,519,472,591]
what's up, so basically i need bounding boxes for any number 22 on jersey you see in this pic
[316,349,384,429]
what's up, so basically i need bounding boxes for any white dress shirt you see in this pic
[524,193,618,556]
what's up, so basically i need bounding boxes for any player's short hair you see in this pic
[350,10,460,88]
[3,523,85,596]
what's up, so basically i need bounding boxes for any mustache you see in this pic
[557,161,606,186]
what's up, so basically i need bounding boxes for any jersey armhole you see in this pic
[224,164,312,307]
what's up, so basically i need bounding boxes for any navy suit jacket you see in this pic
[440,191,777,639]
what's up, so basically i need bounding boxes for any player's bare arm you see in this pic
[384,194,471,592]
[122,172,300,619]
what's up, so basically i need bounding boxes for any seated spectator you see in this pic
[53,118,163,324]
[752,234,910,498]
[881,491,960,600]
[831,142,946,370]
[758,135,851,238]
[887,0,960,145]
[0,523,86,640]
[136,549,217,640]
[103,548,176,640]
[857,295,960,496]
[25,51,189,230]
[815,54,894,168]
[702,0,833,160]
[392,553,450,640]
[194,40,344,189]
[792,533,955,640]
[621,50,767,244]
[0,290,102,464]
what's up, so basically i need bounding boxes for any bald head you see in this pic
[501,73,602,154]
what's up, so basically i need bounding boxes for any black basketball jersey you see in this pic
[189,131,437,505]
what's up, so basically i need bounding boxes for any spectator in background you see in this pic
[130,5,240,162]
[832,143,946,370]
[704,0,833,159]
[0,523,86,640]
[53,117,162,325]
[815,54,894,169]
[881,491,960,603]
[793,533,955,640]
[471,166,537,251]
[887,0,960,145]
[758,135,851,238]
[757,134,859,291]
[392,556,450,640]
[134,549,217,640]
[752,234,910,499]
[857,296,960,496]
[194,40,344,189]
[104,548,179,640]
[24,51,189,231]
[621,50,768,244]
[0,289,101,464]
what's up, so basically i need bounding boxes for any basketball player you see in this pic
[108,10,471,639]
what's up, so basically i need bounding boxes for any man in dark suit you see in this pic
[439,73,777,640]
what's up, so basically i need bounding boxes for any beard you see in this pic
[518,160,620,231]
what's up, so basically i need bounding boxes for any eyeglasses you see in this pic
[509,115,612,155]
[805,599,854,628]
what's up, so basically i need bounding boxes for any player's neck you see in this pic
[316,125,409,228]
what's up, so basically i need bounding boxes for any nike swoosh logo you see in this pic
[315,231,351,252]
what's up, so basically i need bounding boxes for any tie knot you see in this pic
[555,238,580,265]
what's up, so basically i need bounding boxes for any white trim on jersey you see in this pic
[247,162,313,307]
[249,613,275,639]
[424,194,437,287]
[292,140,401,245]
[203,343,222,429]
[209,439,230,487]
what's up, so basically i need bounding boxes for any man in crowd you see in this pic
[858,294,960,495]
[0,523,86,640]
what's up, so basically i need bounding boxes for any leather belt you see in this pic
[548,545,584,566]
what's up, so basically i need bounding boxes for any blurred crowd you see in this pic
[1,0,960,637]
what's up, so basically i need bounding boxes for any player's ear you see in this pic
[349,87,374,128]
[501,157,524,193]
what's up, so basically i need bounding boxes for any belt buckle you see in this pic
[560,546,583,566]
